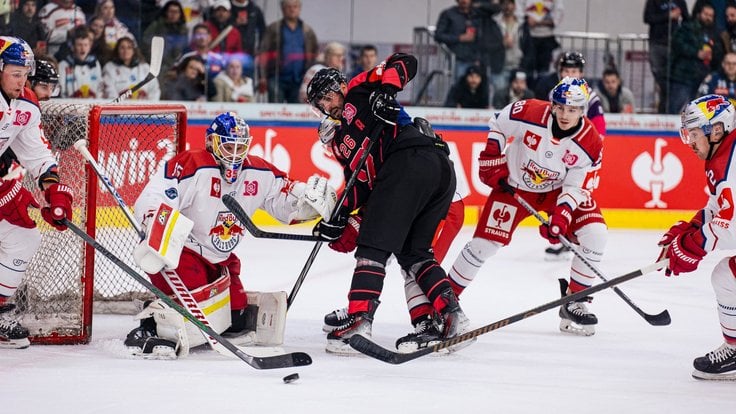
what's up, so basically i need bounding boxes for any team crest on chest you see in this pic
[521,160,559,190]
[243,181,258,196]
[562,150,578,166]
[208,211,245,252]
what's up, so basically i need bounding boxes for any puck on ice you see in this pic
[283,373,299,383]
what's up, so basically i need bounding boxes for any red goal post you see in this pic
[13,102,187,345]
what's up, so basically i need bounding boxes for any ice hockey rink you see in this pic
[3,226,733,413]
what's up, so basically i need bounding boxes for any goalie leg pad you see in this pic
[246,291,287,346]
[181,273,233,349]
[126,301,188,359]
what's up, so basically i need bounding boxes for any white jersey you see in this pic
[0,88,57,183]
[38,3,87,52]
[489,98,603,209]
[102,61,161,100]
[695,131,736,251]
[134,149,304,264]
[58,56,104,99]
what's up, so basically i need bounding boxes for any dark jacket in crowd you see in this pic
[670,18,725,86]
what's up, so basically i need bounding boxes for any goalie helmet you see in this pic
[0,36,35,75]
[680,94,735,146]
[551,77,590,108]
[205,112,252,184]
[306,67,346,116]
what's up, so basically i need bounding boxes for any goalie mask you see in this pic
[0,36,35,75]
[680,94,735,159]
[205,112,252,184]
[306,67,346,117]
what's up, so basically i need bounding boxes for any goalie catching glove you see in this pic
[133,203,194,274]
[41,183,73,231]
[287,175,337,223]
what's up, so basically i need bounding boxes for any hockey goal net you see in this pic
[12,102,187,345]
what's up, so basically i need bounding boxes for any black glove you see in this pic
[369,85,400,125]
[313,215,349,241]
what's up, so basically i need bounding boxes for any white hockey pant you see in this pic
[712,257,736,342]
[448,238,503,294]
[567,222,607,291]
[0,222,41,298]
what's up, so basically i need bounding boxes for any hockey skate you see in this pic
[692,342,736,381]
[322,307,349,333]
[0,304,30,349]
[325,300,378,355]
[124,317,178,360]
[545,244,573,261]
[436,290,473,352]
[395,314,444,353]
[222,306,257,346]
[558,279,597,336]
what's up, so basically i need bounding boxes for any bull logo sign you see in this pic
[209,211,245,252]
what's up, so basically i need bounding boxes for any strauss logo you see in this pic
[631,138,683,208]
[249,128,291,172]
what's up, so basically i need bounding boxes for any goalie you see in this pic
[126,112,336,359]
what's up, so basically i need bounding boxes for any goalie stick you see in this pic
[287,123,385,309]
[500,181,671,326]
[63,219,312,369]
[349,259,668,364]
[73,138,239,358]
[112,36,164,103]
[222,194,320,241]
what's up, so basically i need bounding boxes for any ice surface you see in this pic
[2,227,733,413]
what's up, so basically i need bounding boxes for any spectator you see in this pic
[493,68,533,108]
[205,0,244,55]
[38,0,86,56]
[115,0,145,43]
[102,36,161,100]
[142,1,189,76]
[692,0,736,33]
[164,54,210,101]
[516,0,563,78]
[7,0,48,55]
[495,0,522,91]
[258,0,318,103]
[596,68,636,113]
[644,0,689,114]
[668,4,724,114]
[699,52,736,104]
[721,4,736,53]
[156,0,208,29]
[231,0,266,68]
[474,0,505,99]
[213,56,254,102]
[434,0,480,81]
[86,16,115,66]
[445,64,490,108]
[298,41,346,103]
[94,0,134,51]
[58,26,103,99]
[348,44,378,79]
[179,23,226,81]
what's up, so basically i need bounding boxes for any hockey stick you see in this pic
[73,138,239,356]
[222,194,320,241]
[349,259,668,364]
[63,219,312,369]
[112,36,164,103]
[287,123,385,309]
[500,181,671,326]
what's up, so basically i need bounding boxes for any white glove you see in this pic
[318,116,341,144]
[299,175,337,220]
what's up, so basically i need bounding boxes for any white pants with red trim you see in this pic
[712,257,736,343]
[0,221,41,298]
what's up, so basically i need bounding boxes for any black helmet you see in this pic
[306,68,346,108]
[29,59,59,84]
[557,52,585,71]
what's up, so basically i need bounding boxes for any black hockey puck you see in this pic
[283,373,299,383]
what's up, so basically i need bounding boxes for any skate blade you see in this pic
[127,346,178,360]
[396,340,450,355]
[559,319,595,336]
[0,337,30,349]
[692,369,736,381]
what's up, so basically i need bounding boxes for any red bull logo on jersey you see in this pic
[209,211,245,252]
[521,160,560,190]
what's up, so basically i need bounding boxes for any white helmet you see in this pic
[551,76,590,108]
[680,94,735,144]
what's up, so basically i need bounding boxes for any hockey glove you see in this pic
[656,219,702,269]
[41,183,73,231]
[666,232,707,276]
[313,215,348,242]
[478,150,509,190]
[539,204,573,244]
[369,85,400,126]
[318,116,341,145]
[0,179,39,229]
[329,214,361,253]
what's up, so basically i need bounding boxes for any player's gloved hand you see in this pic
[656,219,701,269]
[369,84,400,126]
[313,214,348,242]
[539,204,573,244]
[329,214,361,253]
[41,183,73,231]
[478,149,509,190]
[318,116,341,144]
[0,179,39,229]
[666,232,707,276]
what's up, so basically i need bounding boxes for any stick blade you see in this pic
[149,36,165,77]
[250,351,312,369]
[643,309,671,326]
